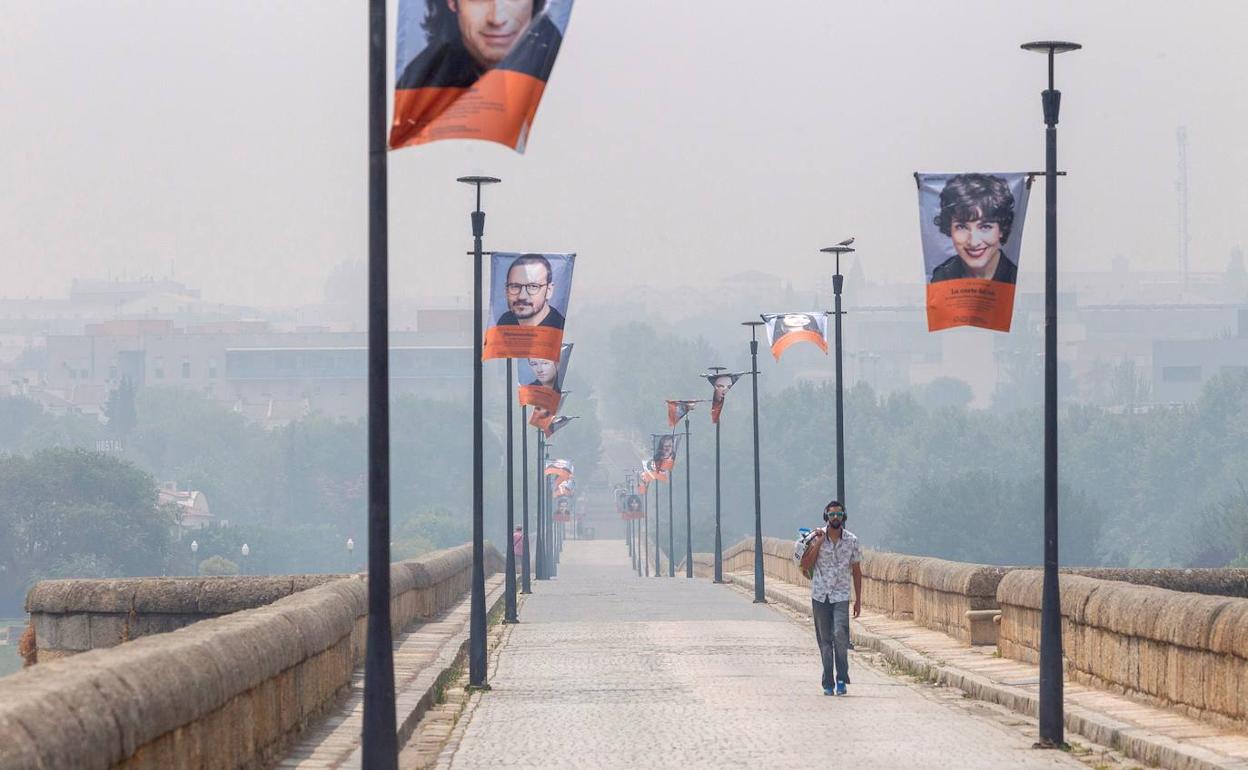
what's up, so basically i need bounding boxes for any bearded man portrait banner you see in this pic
[484,252,575,361]
[390,0,575,151]
[916,172,1032,332]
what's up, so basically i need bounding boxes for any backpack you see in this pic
[799,528,825,580]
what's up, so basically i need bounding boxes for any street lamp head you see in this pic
[741,321,764,327]
[190,540,198,553]
[455,176,502,185]
[241,543,250,557]
[1021,41,1082,54]
[346,537,355,553]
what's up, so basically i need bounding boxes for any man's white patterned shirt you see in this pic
[794,528,861,603]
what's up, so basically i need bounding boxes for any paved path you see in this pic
[439,540,1085,769]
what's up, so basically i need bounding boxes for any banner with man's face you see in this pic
[916,172,1031,332]
[484,252,575,361]
[390,0,575,152]
[517,343,572,413]
[762,312,828,360]
[651,433,682,472]
[553,495,573,522]
[704,372,744,424]
[666,400,701,428]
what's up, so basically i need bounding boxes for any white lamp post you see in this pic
[190,540,199,576]
[240,543,250,575]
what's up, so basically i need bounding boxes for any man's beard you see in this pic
[511,299,542,319]
[828,519,843,529]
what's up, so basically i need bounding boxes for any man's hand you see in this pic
[852,599,861,618]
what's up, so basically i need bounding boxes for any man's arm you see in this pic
[851,562,863,618]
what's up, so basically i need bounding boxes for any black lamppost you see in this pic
[820,240,855,506]
[1022,38,1080,749]
[536,431,547,580]
[503,358,518,624]
[642,473,650,577]
[742,321,766,603]
[653,456,662,577]
[706,366,727,584]
[683,416,693,578]
[457,175,499,691]
[667,460,675,578]
[364,1,396,760]
[520,406,532,593]
[545,441,558,578]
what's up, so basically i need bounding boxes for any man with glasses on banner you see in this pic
[794,500,862,696]
[497,253,565,329]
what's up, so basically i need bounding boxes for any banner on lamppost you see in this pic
[761,312,828,360]
[484,252,576,361]
[390,0,575,152]
[553,496,573,522]
[666,400,701,428]
[554,478,575,498]
[544,459,573,483]
[621,493,644,520]
[543,414,577,437]
[916,172,1032,332]
[704,372,744,424]
[651,433,682,472]
[517,343,573,413]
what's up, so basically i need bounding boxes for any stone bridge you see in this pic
[4,538,1248,769]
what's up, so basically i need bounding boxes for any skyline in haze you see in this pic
[4,1,1247,309]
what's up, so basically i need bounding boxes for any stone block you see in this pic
[88,613,130,648]
[131,578,201,614]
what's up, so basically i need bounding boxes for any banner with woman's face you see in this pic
[761,312,828,360]
[704,372,744,424]
[517,343,572,413]
[390,0,575,152]
[916,172,1031,332]
[622,493,644,520]
[553,495,573,522]
[484,252,575,361]
[651,433,682,472]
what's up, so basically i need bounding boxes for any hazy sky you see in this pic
[4,1,1247,308]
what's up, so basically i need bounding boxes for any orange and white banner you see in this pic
[484,253,575,361]
[553,496,573,522]
[518,343,572,413]
[704,372,744,424]
[621,493,644,521]
[916,172,1031,332]
[666,400,701,428]
[651,433,681,473]
[390,0,574,152]
[761,312,828,360]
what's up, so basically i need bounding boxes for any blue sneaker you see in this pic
[835,682,847,696]
[823,686,835,696]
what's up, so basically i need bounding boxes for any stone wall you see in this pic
[0,543,502,770]
[705,537,1010,645]
[998,570,1248,731]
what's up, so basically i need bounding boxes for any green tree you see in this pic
[0,448,172,612]
[104,377,138,439]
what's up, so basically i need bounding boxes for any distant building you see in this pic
[159,482,214,531]
[1152,309,1248,403]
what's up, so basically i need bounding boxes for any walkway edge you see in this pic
[724,572,1248,770]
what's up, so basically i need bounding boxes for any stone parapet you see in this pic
[2,543,501,770]
[997,570,1248,731]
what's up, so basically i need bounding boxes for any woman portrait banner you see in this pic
[915,172,1032,332]
[621,493,644,521]
[651,433,682,473]
[761,312,828,360]
[390,0,575,152]
[704,372,744,424]
[484,252,575,361]
[517,343,573,413]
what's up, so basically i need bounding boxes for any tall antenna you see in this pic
[1176,126,1190,290]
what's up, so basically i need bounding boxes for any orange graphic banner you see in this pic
[926,279,1016,333]
[484,326,562,362]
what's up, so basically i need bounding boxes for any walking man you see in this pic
[794,500,862,695]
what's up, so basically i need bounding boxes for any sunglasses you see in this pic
[825,511,846,518]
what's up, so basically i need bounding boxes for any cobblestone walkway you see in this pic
[439,540,1085,769]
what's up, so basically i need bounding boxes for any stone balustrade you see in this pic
[1,543,502,770]
[998,570,1248,732]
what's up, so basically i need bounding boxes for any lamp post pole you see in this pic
[520,406,532,593]
[742,321,766,603]
[240,543,250,576]
[1022,38,1080,749]
[684,416,693,578]
[546,442,557,578]
[457,175,499,691]
[503,359,518,623]
[820,242,855,506]
[643,475,650,577]
[706,366,727,583]
[654,467,661,577]
[667,464,674,578]
[363,0,396,761]
[346,537,355,573]
[536,431,546,580]
[190,539,199,576]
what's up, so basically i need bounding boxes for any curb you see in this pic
[724,573,1248,770]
